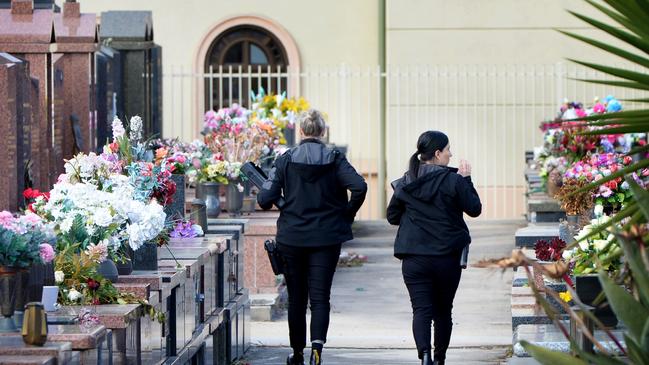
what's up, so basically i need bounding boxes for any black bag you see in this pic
[264,239,284,275]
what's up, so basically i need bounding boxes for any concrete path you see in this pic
[244,219,525,364]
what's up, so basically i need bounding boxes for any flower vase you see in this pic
[97,259,119,283]
[226,180,244,217]
[200,182,221,218]
[132,243,158,271]
[115,259,133,276]
[164,174,186,221]
[575,274,618,328]
[12,270,29,329]
[284,127,296,146]
[0,267,18,332]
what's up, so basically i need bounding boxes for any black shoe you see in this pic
[287,353,304,365]
[432,360,444,365]
[309,349,322,365]
[421,351,433,365]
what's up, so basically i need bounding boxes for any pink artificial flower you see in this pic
[599,185,613,197]
[0,211,14,229]
[39,243,55,263]
[575,109,587,118]
[593,103,605,113]
[21,212,42,226]
[192,158,202,169]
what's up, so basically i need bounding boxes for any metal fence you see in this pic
[163,63,647,220]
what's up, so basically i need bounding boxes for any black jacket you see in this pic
[258,139,367,247]
[387,164,482,258]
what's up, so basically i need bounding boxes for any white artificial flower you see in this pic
[112,117,125,138]
[593,239,608,251]
[93,207,113,227]
[54,271,65,284]
[68,288,82,302]
[237,183,244,193]
[129,116,143,140]
[593,204,604,218]
[607,234,615,242]
[578,239,590,251]
[126,224,144,251]
[562,249,574,260]
[192,224,204,237]
[60,216,75,233]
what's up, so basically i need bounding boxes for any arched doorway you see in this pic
[195,16,301,122]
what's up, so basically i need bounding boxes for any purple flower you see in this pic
[170,221,198,238]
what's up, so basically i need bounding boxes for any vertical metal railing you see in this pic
[162,63,648,220]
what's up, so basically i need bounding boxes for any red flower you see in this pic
[91,298,101,305]
[109,142,119,153]
[87,278,100,291]
[608,180,618,190]
[623,156,632,165]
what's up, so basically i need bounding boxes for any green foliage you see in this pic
[0,226,45,268]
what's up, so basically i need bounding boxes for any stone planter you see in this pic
[200,182,222,218]
[0,266,18,332]
[164,174,186,220]
[226,180,244,217]
[575,274,618,328]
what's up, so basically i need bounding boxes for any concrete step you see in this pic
[512,267,568,292]
[529,211,566,223]
[250,291,286,321]
[513,324,627,357]
[511,307,567,330]
[515,224,560,247]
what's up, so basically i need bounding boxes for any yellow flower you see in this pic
[559,291,572,303]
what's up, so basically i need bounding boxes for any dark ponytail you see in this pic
[407,130,449,180]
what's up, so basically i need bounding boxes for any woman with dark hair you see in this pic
[258,109,367,365]
[387,130,482,365]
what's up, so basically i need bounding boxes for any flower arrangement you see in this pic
[203,107,273,160]
[53,242,165,323]
[534,237,567,262]
[0,211,56,268]
[249,88,309,145]
[32,176,166,253]
[564,153,647,209]
[561,216,622,275]
[149,139,193,175]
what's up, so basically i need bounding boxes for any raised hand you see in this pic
[458,159,472,177]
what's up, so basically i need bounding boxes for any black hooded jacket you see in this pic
[387,164,482,258]
[257,139,367,247]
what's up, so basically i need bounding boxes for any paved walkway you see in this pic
[243,219,525,365]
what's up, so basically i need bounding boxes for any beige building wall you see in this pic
[79,0,380,142]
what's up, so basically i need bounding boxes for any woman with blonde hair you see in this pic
[258,109,367,365]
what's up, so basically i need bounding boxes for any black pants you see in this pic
[278,243,342,352]
[402,253,462,362]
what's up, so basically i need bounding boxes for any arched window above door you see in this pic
[204,25,289,110]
